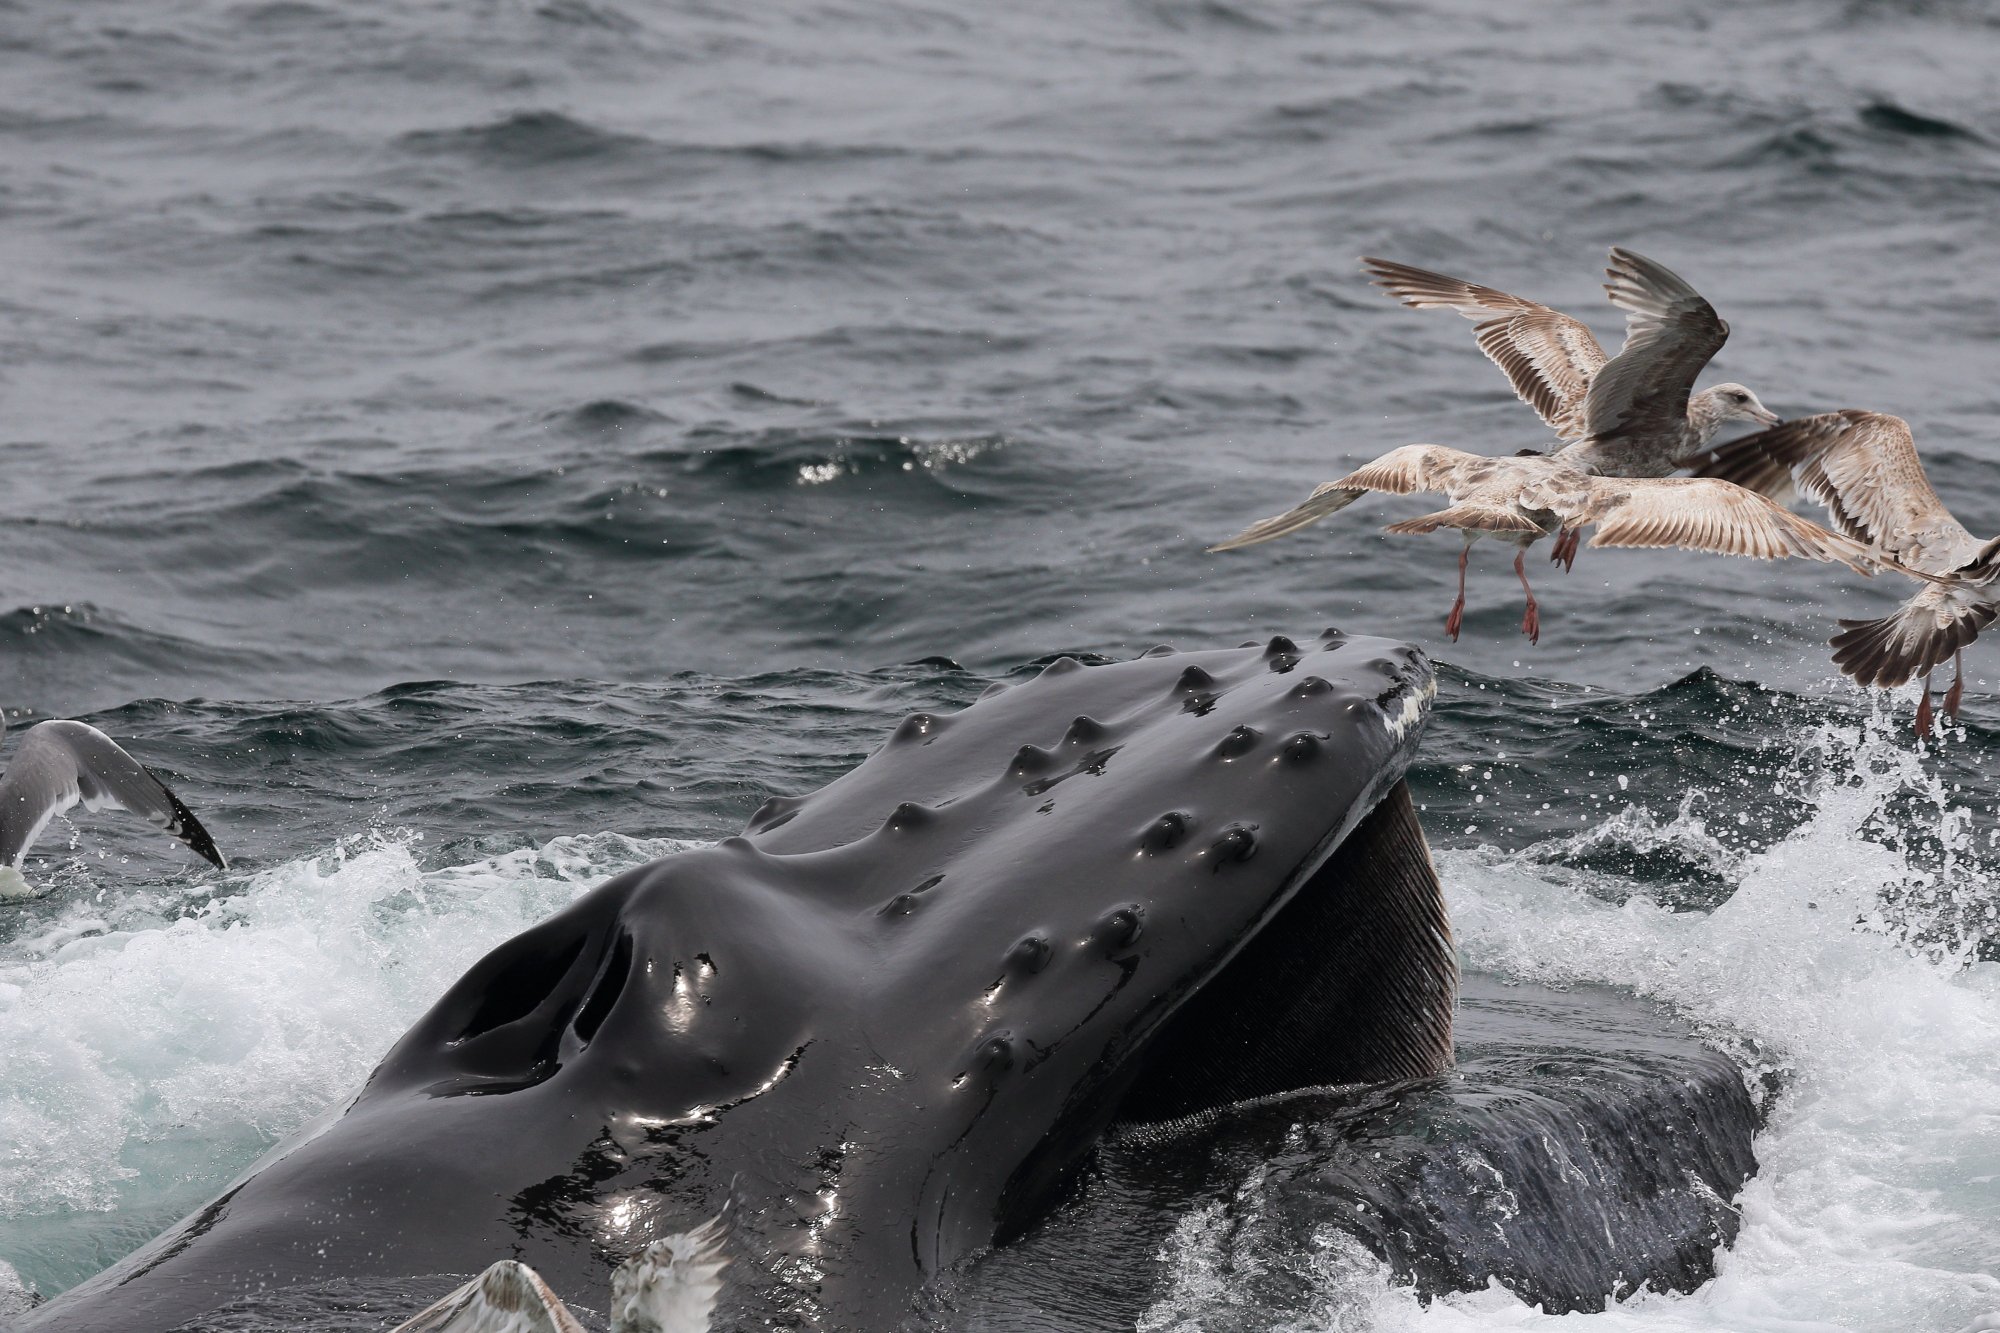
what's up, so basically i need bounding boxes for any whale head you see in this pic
[32,632,1452,1332]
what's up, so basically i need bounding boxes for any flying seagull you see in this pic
[0,715,226,895]
[1697,409,2000,733]
[1362,249,1778,567]
[389,1206,732,1333]
[1210,445,1876,645]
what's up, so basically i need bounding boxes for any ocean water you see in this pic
[2,0,1997,1327]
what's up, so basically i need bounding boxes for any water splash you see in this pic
[0,1258,30,1321]
[1140,1188,1401,1333]
[1141,705,2000,1332]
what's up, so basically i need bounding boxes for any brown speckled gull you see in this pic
[1362,249,1779,482]
[1699,409,2000,732]
[1211,444,1876,647]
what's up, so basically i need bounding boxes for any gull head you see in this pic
[1696,383,1781,435]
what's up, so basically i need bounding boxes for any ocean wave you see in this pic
[1859,99,1984,141]
[398,110,648,164]
[0,603,282,706]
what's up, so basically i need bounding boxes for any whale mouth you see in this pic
[1120,632,1448,1112]
[1098,651,1451,1127]
[1108,774,1456,1128]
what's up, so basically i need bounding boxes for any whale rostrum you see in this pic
[28,633,1453,1332]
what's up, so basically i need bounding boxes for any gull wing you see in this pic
[1695,410,1987,575]
[608,1204,734,1333]
[1582,248,1729,445]
[1208,445,1480,551]
[1548,475,1878,572]
[390,1262,588,1333]
[1362,257,1608,441]
[0,721,226,871]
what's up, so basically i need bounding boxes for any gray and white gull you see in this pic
[1210,444,1877,645]
[0,714,226,896]
[389,1207,731,1333]
[1362,248,1778,569]
[1698,409,2000,733]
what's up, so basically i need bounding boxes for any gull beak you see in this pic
[1751,405,1781,426]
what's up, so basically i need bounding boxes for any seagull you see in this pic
[1362,249,1779,568]
[1209,444,1876,645]
[1696,409,2000,733]
[390,1206,732,1333]
[0,715,226,896]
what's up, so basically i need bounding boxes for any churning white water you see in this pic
[0,831,692,1303]
[1142,711,2000,1333]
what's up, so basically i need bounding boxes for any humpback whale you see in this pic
[27,632,1456,1331]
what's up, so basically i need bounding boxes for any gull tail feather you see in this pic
[1830,585,1996,689]
[1958,535,2000,583]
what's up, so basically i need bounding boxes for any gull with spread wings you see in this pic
[1362,249,1779,571]
[1698,409,2000,733]
[1209,445,1876,645]
[0,715,226,895]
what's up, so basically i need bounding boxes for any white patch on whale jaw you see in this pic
[1377,672,1439,743]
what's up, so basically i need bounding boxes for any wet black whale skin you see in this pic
[28,631,1442,1332]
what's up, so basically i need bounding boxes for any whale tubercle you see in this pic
[1139,810,1193,853]
[886,801,935,831]
[973,1033,1015,1074]
[1010,744,1055,776]
[1208,824,1257,866]
[1214,725,1260,758]
[1006,933,1053,975]
[1175,665,1217,693]
[1065,715,1107,745]
[1093,904,1145,952]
